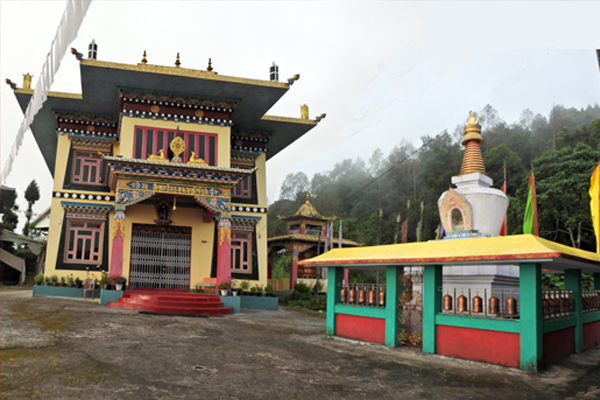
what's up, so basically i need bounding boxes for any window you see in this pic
[231,232,252,273]
[64,219,104,264]
[232,175,252,199]
[133,126,217,165]
[72,152,102,185]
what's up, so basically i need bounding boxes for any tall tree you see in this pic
[23,180,40,237]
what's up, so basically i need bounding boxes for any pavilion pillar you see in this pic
[385,266,402,347]
[216,218,232,285]
[422,264,442,354]
[594,273,600,290]
[519,262,543,372]
[109,207,125,277]
[565,269,583,353]
[290,247,299,290]
[326,266,343,336]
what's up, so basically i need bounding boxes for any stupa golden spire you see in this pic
[459,112,486,175]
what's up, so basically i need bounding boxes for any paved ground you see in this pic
[1,287,599,400]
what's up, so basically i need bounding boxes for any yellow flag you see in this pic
[589,163,600,253]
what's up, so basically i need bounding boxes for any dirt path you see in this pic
[1,289,599,399]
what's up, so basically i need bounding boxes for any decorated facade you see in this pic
[8,48,321,289]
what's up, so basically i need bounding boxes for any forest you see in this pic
[267,104,600,254]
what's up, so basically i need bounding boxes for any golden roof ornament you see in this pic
[22,73,32,90]
[207,58,213,72]
[293,190,323,219]
[175,52,181,68]
[141,50,147,65]
[459,111,487,175]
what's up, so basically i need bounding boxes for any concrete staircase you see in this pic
[106,289,233,316]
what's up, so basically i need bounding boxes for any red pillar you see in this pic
[217,219,232,285]
[344,268,349,287]
[109,209,125,277]
[290,249,298,290]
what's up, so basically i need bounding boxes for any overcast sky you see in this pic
[2,1,600,227]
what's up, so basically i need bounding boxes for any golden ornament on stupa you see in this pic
[459,112,486,175]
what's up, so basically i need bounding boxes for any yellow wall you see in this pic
[53,133,72,191]
[118,117,231,167]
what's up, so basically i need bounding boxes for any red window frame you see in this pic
[231,232,252,273]
[64,219,104,264]
[232,175,252,198]
[72,152,103,185]
[133,125,218,165]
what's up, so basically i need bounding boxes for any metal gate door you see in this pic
[130,224,191,290]
[396,266,424,349]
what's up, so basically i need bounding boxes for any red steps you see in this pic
[106,290,233,316]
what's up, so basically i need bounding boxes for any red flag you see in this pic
[401,219,409,243]
[500,181,507,236]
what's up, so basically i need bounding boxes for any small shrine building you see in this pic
[300,113,600,372]
[268,192,359,290]
[8,46,321,290]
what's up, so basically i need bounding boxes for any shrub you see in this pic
[34,274,44,284]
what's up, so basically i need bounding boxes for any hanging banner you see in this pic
[1,0,92,183]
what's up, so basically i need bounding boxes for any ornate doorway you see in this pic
[129,224,191,290]
[396,266,424,349]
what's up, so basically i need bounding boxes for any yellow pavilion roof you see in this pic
[299,234,600,273]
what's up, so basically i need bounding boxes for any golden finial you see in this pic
[207,58,213,72]
[301,104,309,119]
[22,73,32,90]
[175,52,181,67]
[459,111,486,175]
[141,50,147,64]
[306,190,310,203]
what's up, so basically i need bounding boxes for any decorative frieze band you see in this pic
[230,205,267,213]
[55,192,115,202]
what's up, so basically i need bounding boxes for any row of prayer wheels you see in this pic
[542,291,574,315]
[443,291,518,315]
[340,286,385,307]
[583,291,600,311]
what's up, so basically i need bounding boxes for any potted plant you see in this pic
[265,284,275,297]
[230,280,238,297]
[240,280,250,296]
[256,284,264,297]
[99,271,110,290]
[74,277,83,288]
[34,274,44,285]
[44,276,50,286]
[113,276,127,291]
[50,275,59,286]
[60,276,66,287]
[67,274,74,287]
[217,281,231,296]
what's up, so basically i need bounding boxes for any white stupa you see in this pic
[438,113,518,300]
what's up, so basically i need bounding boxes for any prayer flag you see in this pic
[589,162,600,253]
[523,171,538,235]
[338,219,343,248]
[500,181,507,236]
[401,219,409,243]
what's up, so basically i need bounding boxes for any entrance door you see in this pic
[129,224,191,290]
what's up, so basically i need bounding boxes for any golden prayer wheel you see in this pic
[378,289,385,307]
[506,294,517,316]
[550,293,559,314]
[368,288,376,306]
[457,292,468,312]
[349,287,356,304]
[472,293,483,313]
[559,293,566,313]
[443,291,453,311]
[358,287,366,305]
[340,287,347,303]
[489,293,499,314]
[542,294,550,315]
